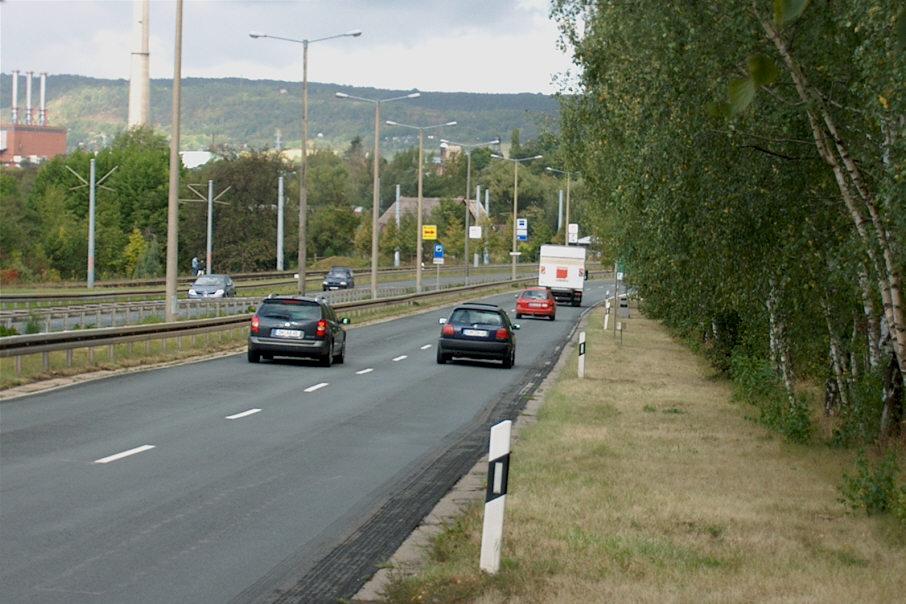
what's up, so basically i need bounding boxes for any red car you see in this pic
[515,286,557,321]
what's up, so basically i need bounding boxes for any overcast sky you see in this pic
[1,0,578,95]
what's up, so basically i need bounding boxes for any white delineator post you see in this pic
[578,331,587,379]
[480,420,512,574]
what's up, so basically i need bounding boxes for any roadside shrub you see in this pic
[0,324,20,336]
[831,369,885,448]
[839,448,902,516]
[25,313,42,334]
[730,353,813,443]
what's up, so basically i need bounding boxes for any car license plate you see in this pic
[462,329,487,337]
[272,328,302,338]
[530,303,544,308]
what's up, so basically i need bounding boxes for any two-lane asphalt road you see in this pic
[1,283,608,603]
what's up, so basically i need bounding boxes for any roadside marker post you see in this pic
[578,331,586,379]
[480,420,512,574]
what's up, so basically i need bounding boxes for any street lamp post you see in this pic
[250,28,361,295]
[440,137,499,285]
[491,154,543,280]
[336,91,421,298]
[546,166,579,245]
[385,120,458,292]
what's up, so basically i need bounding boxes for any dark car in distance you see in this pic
[515,286,557,321]
[322,266,355,290]
[247,295,348,366]
[188,274,237,298]
[436,302,519,368]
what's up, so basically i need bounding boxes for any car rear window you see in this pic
[522,290,547,300]
[452,309,503,326]
[259,300,321,321]
[195,276,222,285]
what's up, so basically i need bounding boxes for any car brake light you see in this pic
[495,328,508,340]
[251,315,260,334]
[316,319,327,337]
[443,323,455,335]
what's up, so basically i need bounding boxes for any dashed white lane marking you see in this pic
[392,355,408,362]
[356,368,374,375]
[226,408,262,420]
[94,445,156,464]
[420,344,431,350]
[304,382,329,393]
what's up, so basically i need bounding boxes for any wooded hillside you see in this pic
[0,74,559,154]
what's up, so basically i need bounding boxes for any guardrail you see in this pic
[0,277,536,375]
[0,271,526,334]
[0,264,524,307]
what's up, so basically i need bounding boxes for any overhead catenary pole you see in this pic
[277,174,284,271]
[183,181,230,275]
[66,160,117,289]
[88,160,96,287]
[206,180,213,274]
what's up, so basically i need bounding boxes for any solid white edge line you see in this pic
[304,382,329,393]
[226,408,262,420]
[356,368,374,375]
[392,355,408,362]
[94,445,156,464]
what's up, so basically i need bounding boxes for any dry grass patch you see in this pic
[379,307,906,603]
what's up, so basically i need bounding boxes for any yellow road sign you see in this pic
[422,225,437,240]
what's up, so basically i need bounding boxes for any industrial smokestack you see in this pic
[25,71,33,125]
[128,0,151,126]
[39,72,47,126]
[11,70,19,124]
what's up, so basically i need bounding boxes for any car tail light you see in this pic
[495,328,508,340]
[442,323,455,336]
[316,319,327,337]
[251,315,260,334]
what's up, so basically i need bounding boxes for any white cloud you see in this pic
[1,0,574,94]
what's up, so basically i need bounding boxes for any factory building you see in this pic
[1,71,67,166]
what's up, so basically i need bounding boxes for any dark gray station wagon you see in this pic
[247,295,348,366]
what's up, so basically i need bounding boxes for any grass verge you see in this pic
[378,305,906,603]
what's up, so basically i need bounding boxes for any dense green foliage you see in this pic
[1,123,588,281]
[552,0,904,512]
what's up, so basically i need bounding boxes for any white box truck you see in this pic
[538,244,586,307]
